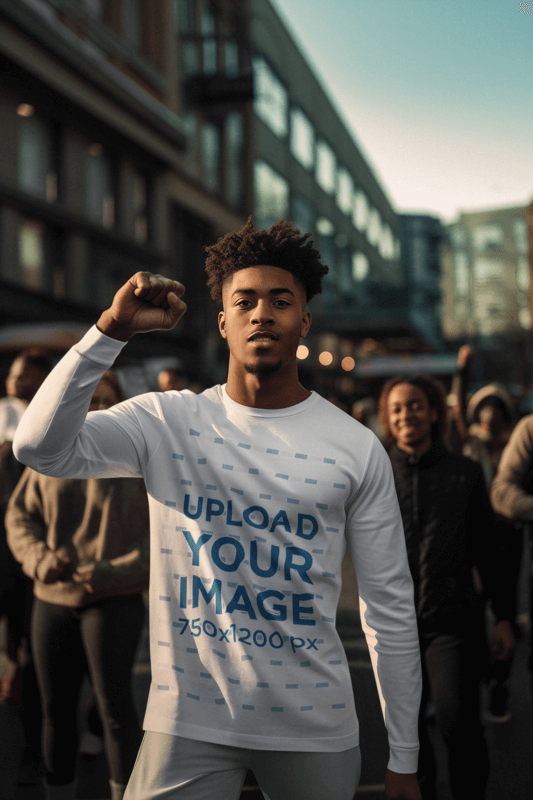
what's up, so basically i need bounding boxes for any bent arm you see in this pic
[13,327,143,480]
[346,436,421,776]
[491,415,533,521]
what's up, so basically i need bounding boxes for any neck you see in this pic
[225,361,310,409]
[396,439,433,456]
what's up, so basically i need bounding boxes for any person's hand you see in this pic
[385,770,422,800]
[36,554,72,584]
[97,272,187,341]
[492,619,516,661]
[72,563,97,594]
[457,344,475,370]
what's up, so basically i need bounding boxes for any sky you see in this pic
[270,0,533,223]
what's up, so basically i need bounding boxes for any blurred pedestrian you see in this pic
[450,348,521,723]
[6,371,150,800]
[157,367,186,392]
[379,374,515,800]
[351,397,378,434]
[0,350,52,797]
[491,411,533,694]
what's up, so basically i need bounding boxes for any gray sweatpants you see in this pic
[124,732,361,800]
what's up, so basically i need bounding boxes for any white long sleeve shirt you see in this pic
[14,326,421,773]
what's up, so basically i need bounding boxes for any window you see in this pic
[353,190,368,232]
[379,224,395,260]
[225,40,239,78]
[175,0,194,32]
[367,208,381,247]
[454,253,469,294]
[315,141,336,194]
[133,171,149,244]
[201,6,217,75]
[451,226,466,248]
[224,112,243,208]
[517,257,530,291]
[292,197,314,235]
[519,308,531,329]
[253,57,288,138]
[18,111,57,203]
[201,123,220,193]
[514,218,528,254]
[83,0,102,17]
[352,253,369,282]
[316,217,335,237]
[290,109,314,169]
[86,144,115,229]
[254,160,289,230]
[336,169,354,215]
[474,258,503,284]
[19,219,45,291]
[472,224,504,253]
[122,0,142,52]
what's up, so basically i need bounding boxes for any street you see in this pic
[2,552,533,799]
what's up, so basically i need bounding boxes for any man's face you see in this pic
[387,383,437,454]
[218,265,311,379]
[5,358,47,402]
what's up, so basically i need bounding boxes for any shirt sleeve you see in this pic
[491,415,533,521]
[345,435,421,775]
[13,326,148,480]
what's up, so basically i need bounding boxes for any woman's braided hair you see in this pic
[205,217,328,303]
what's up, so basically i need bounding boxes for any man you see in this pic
[14,219,422,800]
[378,375,515,800]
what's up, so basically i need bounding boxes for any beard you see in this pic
[244,360,283,378]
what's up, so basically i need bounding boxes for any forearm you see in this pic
[13,327,127,478]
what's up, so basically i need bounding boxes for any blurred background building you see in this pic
[442,203,533,394]
[0,0,490,401]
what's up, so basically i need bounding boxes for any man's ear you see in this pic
[218,310,227,339]
[300,310,312,338]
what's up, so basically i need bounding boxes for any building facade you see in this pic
[399,214,444,352]
[0,0,253,381]
[442,203,532,388]
[249,0,435,398]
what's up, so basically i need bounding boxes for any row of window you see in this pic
[451,218,528,255]
[454,253,530,295]
[177,0,244,80]
[252,58,398,262]
[253,159,371,298]
[17,103,150,243]
[254,159,402,290]
[182,110,245,208]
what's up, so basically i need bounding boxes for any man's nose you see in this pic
[251,301,274,324]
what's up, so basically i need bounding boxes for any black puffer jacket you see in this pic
[388,441,513,635]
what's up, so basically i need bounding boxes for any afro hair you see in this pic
[204,217,328,303]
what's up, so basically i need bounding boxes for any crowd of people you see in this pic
[0,217,532,800]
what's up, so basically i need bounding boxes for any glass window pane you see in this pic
[225,112,243,207]
[352,252,369,282]
[353,190,368,232]
[517,256,530,290]
[176,0,194,32]
[253,57,288,138]
[292,197,314,235]
[454,253,469,294]
[123,0,141,51]
[19,219,45,290]
[315,141,336,194]
[201,123,220,193]
[86,145,115,228]
[290,109,314,169]
[225,40,239,78]
[254,160,289,230]
[182,41,198,78]
[474,258,503,284]
[367,208,381,246]
[19,115,53,200]
[472,224,504,252]
[514,218,528,254]
[336,168,353,215]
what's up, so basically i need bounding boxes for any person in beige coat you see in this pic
[6,372,150,800]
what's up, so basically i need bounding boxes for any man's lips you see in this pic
[247,331,279,342]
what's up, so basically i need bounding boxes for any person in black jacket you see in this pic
[378,374,516,800]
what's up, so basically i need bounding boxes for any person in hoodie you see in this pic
[449,347,522,724]
[378,374,515,800]
[5,371,150,800]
